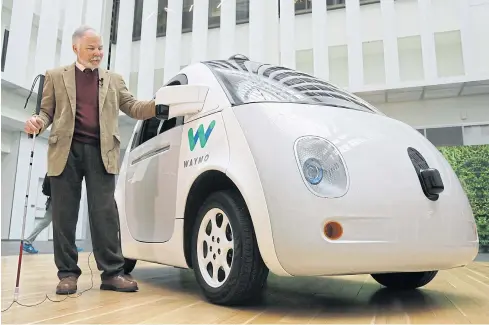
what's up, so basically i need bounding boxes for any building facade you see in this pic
[2,0,489,242]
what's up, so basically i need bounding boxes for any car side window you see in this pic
[130,73,188,150]
[129,117,161,150]
[158,116,184,134]
[139,117,161,144]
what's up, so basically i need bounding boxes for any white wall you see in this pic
[4,0,488,95]
[1,131,21,239]
[8,133,87,241]
[1,85,88,241]
[1,0,112,90]
[123,0,489,95]
[377,94,489,128]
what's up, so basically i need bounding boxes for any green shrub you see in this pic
[438,145,489,251]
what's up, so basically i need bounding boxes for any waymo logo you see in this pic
[184,154,210,168]
[188,120,216,151]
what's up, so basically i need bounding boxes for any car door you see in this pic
[124,115,184,243]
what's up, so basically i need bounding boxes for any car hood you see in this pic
[231,102,472,227]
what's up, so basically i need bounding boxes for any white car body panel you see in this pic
[220,107,290,276]
[114,60,478,279]
[232,102,478,276]
[116,124,188,268]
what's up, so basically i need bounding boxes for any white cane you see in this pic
[14,74,45,301]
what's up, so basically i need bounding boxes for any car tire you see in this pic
[191,190,269,306]
[371,271,438,290]
[123,258,137,274]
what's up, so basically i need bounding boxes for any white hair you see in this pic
[72,25,98,45]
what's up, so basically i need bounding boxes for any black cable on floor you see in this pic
[1,251,94,312]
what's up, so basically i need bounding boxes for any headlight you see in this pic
[294,136,349,198]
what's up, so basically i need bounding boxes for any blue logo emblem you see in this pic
[188,120,216,151]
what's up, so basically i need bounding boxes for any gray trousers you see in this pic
[25,200,52,244]
[50,141,125,280]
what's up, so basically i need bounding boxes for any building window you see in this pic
[132,0,168,41]
[130,0,380,41]
[208,0,221,28]
[156,0,169,37]
[132,0,143,40]
[425,127,464,147]
[463,125,489,146]
[327,0,381,10]
[111,0,120,44]
[1,29,9,72]
[236,0,249,24]
[295,0,312,13]
[327,0,345,8]
[182,0,193,32]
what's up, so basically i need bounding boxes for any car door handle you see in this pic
[131,145,170,165]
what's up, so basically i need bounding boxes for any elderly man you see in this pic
[24,25,156,294]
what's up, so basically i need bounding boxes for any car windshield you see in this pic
[203,59,380,114]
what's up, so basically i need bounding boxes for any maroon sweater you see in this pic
[74,66,100,145]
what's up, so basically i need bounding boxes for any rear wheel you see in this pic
[371,271,438,290]
[191,190,268,306]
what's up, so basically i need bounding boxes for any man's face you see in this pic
[73,31,104,69]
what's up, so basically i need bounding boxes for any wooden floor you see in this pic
[1,252,489,324]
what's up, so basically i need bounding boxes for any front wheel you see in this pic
[191,190,269,306]
[371,271,438,290]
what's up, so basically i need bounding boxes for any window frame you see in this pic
[136,117,162,147]
[1,29,9,72]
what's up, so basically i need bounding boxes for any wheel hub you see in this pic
[197,208,234,288]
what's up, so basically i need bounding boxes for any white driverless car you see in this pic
[114,55,479,305]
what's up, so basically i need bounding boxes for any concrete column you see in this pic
[59,0,84,66]
[417,0,437,82]
[3,0,35,87]
[265,0,279,65]
[279,0,295,69]
[219,0,236,59]
[164,0,184,83]
[137,0,158,99]
[312,0,328,79]
[345,0,363,90]
[248,0,266,62]
[100,0,114,69]
[34,0,61,79]
[380,0,400,86]
[84,0,105,32]
[459,0,475,77]
[114,0,135,84]
[191,0,209,63]
[249,0,279,64]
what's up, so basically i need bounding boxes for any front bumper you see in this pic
[264,214,478,276]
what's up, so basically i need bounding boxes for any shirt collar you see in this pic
[75,61,97,72]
